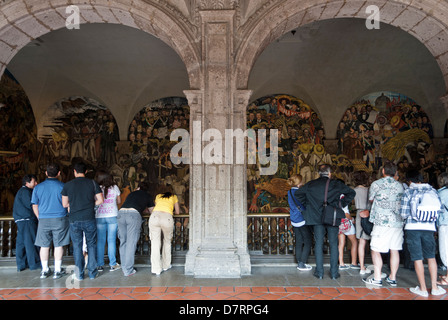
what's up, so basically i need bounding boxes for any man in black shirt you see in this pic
[13,174,40,271]
[62,162,103,280]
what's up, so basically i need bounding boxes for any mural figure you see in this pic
[247,94,326,212]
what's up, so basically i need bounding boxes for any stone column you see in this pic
[183,10,252,277]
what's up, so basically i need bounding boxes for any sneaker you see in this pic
[410,286,428,297]
[40,268,52,279]
[152,271,161,276]
[53,268,67,279]
[431,286,446,296]
[97,266,104,272]
[362,277,382,286]
[297,263,312,271]
[339,264,350,270]
[385,276,397,287]
[110,264,121,272]
[163,265,172,272]
[360,267,372,275]
[350,264,361,269]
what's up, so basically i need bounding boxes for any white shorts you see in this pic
[370,225,403,253]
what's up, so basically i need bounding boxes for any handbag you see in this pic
[339,218,352,233]
[322,178,345,227]
[361,216,374,235]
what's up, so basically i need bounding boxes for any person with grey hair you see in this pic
[295,164,356,280]
[437,172,448,286]
[362,161,404,287]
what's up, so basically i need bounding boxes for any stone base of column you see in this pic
[184,247,251,278]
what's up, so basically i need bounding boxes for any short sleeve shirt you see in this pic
[61,177,102,222]
[96,185,121,218]
[369,176,404,228]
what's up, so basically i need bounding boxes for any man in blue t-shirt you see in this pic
[62,162,103,280]
[31,163,69,279]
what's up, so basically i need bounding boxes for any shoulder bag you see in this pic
[322,178,345,227]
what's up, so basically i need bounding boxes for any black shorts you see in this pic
[405,229,436,261]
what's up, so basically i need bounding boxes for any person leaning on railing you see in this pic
[148,184,180,276]
[117,181,154,277]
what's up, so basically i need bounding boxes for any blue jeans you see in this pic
[313,224,339,278]
[69,219,98,279]
[96,217,118,267]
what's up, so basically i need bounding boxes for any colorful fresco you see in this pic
[125,97,190,213]
[126,97,190,250]
[36,96,120,182]
[334,91,435,184]
[246,92,445,254]
[247,94,329,213]
[0,70,39,214]
[246,94,328,253]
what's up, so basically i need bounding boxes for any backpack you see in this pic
[289,189,305,224]
[413,188,441,222]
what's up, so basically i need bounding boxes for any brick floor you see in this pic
[0,286,445,300]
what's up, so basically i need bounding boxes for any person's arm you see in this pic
[174,202,180,215]
[400,190,411,220]
[95,192,104,206]
[32,204,39,219]
[62,195,70,208]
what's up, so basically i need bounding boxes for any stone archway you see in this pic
[0,0,201,89]
[235,0,448,94]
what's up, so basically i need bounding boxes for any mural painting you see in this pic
[0,70,39,216]
[246,92,446,255]
[246,94,328,254]
[126,97,190,250]
[37,96,120,182]
[334,91,436,186]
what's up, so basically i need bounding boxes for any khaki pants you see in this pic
[149,211,174,274]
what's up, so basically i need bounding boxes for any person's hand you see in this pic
[359,210,370,218]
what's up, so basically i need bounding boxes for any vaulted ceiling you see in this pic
[5,17,445,139]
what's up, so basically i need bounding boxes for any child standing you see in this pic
[288,174,313,271]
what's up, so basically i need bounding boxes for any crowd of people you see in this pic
[11,156,448,297]
[288,161,448,297]
[12,161,179,281]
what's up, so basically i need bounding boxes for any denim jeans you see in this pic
[69,219,98,279]
[96,217,118,267]
[313,224,339,277]
[293,225,313,265]
[117,209,142,276]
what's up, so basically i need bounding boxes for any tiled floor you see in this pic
[1,262,447,301]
